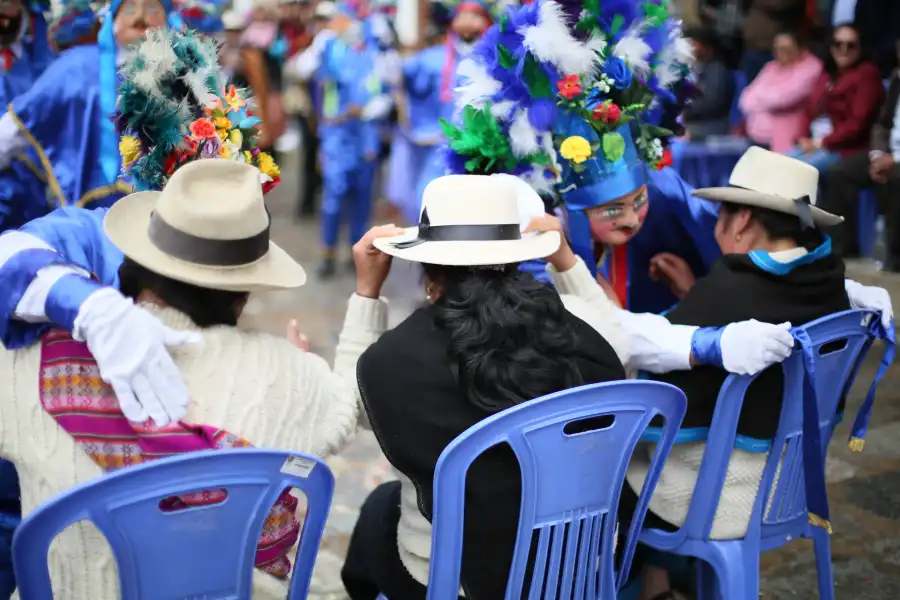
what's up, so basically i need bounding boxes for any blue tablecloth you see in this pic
[670,138,750,189]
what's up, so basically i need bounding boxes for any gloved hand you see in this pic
[846,279,893,329]
[692,320,795,375]
[74,288,201,426]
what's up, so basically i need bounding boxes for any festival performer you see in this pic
[241,0,288,154]
[0,0,181,231]
[291,1,380,278]
[176,0,226,34]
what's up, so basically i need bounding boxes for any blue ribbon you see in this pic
[792,328,832,532]
[848,317,896,451]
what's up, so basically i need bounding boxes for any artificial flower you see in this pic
[592,101,622,125]
[228,129,243,147]
[163,153,178,175]
[243,150,253,163]
[119,136,141,167]
[189,118,217,140]
[200,135,222,158]
[655,147,673,170]
[204,99,224,117]
[559,136,592,164]
[262,176,281,194]
[218,143,232,159]
[557,74,583,100]
[214,116,231,132]
[224,85,246,113]
[603,56,633,90]
[257,151,280,179]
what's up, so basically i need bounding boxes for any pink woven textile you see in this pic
[38,329,301,578]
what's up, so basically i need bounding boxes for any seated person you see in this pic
[821,39,900,266]
[0,159,382,599]
[681,26,735,141]
[789,23,884,173]
[739,30,823,153]
[535,148,852,599]
[339,174,799,600]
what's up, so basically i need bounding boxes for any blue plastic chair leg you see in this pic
[694,541,761,600]
[812,527,836,600]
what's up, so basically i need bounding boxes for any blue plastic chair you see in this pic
[857,190,880,257]
[12,448,335,600]
[640,310,886,600]
[424,380,688,600]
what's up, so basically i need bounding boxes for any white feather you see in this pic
[612,24,653,75]
[508,109,540,156]
[182,70,217,106]
[454,59,501,109]
[491,100,515,120]
[521,1,596,75]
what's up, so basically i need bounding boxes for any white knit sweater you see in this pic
[0,295,388,600]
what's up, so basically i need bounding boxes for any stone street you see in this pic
[245,156,900,598]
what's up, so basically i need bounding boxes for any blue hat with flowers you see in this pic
[442,0,693,272]
[177,0,227,34]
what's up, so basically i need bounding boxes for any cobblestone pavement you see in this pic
[246,161,900,599]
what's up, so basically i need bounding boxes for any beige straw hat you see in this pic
[373,174,560,266]
[692,146,843,228]
[104,159,306,292]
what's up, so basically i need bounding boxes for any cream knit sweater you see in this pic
[0,295,388,600]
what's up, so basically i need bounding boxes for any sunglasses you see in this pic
[831,40,859,51]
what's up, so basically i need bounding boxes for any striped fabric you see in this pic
[38,329,301,578]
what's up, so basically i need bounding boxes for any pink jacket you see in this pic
[739,52,824,153]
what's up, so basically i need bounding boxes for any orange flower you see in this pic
[557,74,583,100]
[224,85,246,113]
[189,118,217,140]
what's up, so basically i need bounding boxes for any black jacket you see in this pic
[652,249,850,440]
[358,303,625,599]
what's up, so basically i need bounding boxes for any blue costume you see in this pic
[443,0,711,314]
[315,4,377,263]
[177,0,226,34]
[0,0,180,231]
[0,1,54,232]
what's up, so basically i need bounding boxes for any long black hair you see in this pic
[422,263,586,413]
[118,258,249,327]
[720,203,824,251]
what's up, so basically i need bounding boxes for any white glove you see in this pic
[74,288,201,426]
[361,94,393,121]
[846,279,893,329]
[719,320,795,375]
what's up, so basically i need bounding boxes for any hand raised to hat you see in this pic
[353,224,405,299]
[524,215,577,273]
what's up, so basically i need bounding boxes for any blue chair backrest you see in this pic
[425,380,688,600]
[12,449,335,600]
[675,310,878,545]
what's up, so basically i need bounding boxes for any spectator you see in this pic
[789,23,884,172]
[682,26,735,141]
[854,0,900,78]
[821,38,900,264]
[741,0,806,82]
[739,30,823,152]
[220,11,249,88]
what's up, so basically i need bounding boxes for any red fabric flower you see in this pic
[656,147,673,170]
[189,118,217,140]
[557,74,582,99]
[592,102,622,125]
[262,176,281,195]
[163,154,178,175]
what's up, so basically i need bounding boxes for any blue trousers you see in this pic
[319,124,375,249]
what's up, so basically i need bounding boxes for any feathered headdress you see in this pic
[117,28,281,193]
[49,0,101,47]
[444,0,693,207]
[177,0,227,34]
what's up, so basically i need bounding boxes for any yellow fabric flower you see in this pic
[228,129,243,146]
[559,136,592,164]
[119,136,141,167]
[218,144,232,159]
[257,152,280,179]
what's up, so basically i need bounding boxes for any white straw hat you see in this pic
[373,174,560,266]
[104,159,306,292]
[692,146,843,228]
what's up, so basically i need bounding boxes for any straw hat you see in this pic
[373,174,559,266]
[104,159,306,292]
[692,146,843,228]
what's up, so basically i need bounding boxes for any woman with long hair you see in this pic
[339,173,801,600]
[788,23,884,172]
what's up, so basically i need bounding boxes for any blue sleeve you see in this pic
[20,206,124,285]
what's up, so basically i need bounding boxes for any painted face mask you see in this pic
[585,185,649,247]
